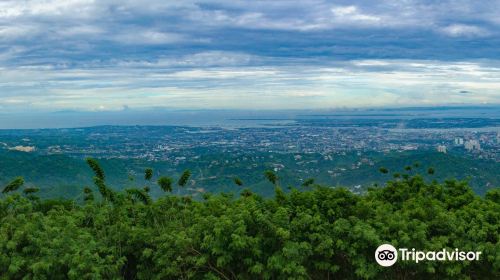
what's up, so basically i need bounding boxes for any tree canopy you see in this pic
[0,161,498,279]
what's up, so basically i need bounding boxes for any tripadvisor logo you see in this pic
[375,244,398,267]
[375,244,482,267]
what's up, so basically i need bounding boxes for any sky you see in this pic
[1,0,500,112]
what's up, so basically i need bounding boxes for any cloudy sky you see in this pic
[1,0,500,112]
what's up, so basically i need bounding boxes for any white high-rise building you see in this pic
[464,140,480,151]
[454,137,464,145]
[437,145,447,153]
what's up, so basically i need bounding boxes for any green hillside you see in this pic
[332,151,500,195]
[1,149,498,198]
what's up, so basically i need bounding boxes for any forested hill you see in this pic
[0,148,499,198]
[0,159,499,279]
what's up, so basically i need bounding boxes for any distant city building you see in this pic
[8,145,36,153]
[454,137,464,145]
[464,140,481,151]
[401,145,418,151]
[437,145,447,153]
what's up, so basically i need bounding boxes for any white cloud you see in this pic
[0,25,40,41]
[0,47,27,62]
[1,58,499,110]
[0,0,97,18]
[331,5,381,23]
[113,30,186,45]
[0,1,499,111]
[116,51,258,68]
[167,68,277,79]
[440,24,489,37]
[57,25,103,36]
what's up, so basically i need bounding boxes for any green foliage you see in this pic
[379,167,389,174]
[86,158,115,203]
[233,177,243,186]
[178,169,191,187]
[85,158,105,181]
[157,177,173,192]
[264,170,278,186]
[0,169,498,279]
[22,186,40,201]
[83,187,94,202]
[428,167,435,175]
[241,188,253,197]
[2,149,498,197]
[93,177,115,202]
[144,168,153,181]
[2,176,24,194]
[126,188,152,205]
[485,188,500,203]
[23,187,39,195]
[301,178,315,187]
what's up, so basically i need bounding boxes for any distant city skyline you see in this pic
[1,0,500,112]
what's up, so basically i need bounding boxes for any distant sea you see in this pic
[1,106,499,129]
